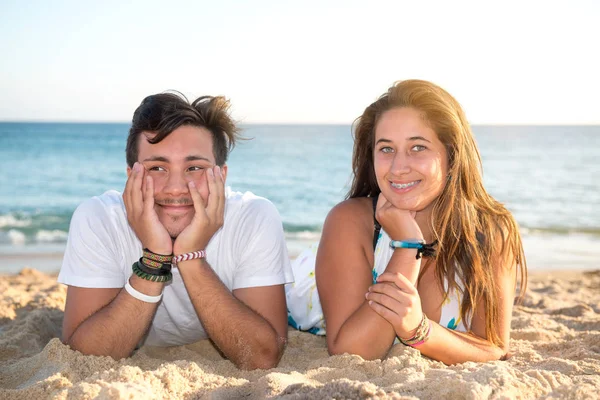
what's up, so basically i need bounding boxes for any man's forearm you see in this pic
[178,259,284,370]
[66,276,162,360]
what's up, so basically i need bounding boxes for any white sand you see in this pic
[1,268,599,399]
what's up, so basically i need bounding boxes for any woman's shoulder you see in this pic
[319,197,376,266]
[324,197,374,234]
[328,197,372,219]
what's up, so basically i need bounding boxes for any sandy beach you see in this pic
[1,268,599,400]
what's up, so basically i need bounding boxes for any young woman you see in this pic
[286,79,527,365]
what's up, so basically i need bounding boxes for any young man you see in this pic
[58,93,293,370]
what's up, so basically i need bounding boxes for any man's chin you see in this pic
[160,218,193,240]
[163,224,185,238]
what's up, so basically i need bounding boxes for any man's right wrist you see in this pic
[143,246,172,256]
[129,274,165,296]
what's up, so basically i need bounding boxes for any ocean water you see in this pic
[1,123,599,272]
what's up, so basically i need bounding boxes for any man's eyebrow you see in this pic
[185,155,212,163]
[143,156,169,162]
[142,155,212,163]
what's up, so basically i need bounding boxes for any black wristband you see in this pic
[137,258,172,275]
[132,262,173,282]
[416,240,438,259]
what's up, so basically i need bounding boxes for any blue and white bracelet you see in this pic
[389,240,438,259]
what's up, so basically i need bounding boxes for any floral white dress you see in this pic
[285,228,468,335]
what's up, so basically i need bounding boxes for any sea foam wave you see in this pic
[36,230,69,243]
[0,229,69,245]
[0,214,32,228]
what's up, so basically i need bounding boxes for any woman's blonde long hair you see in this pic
[348,79,527,346]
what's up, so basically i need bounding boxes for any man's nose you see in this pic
[163,173,190,196]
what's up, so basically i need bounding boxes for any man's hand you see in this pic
[123,162,172,255]
[173,166,225,255]
[375,195,424,241]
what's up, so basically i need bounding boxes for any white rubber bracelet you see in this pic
[124,278,163,303]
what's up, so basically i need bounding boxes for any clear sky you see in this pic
[0,0,598,124]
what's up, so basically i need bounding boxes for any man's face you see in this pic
[127,125,228,238]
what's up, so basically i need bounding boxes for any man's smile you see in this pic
[157,204,194,215]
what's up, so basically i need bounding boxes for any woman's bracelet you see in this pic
[389,240,438,259]
[399,314,432,347]
[124,278,163,303]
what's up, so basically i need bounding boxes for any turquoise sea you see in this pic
[1,123,599,273]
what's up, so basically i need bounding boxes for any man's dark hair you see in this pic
[126,92,240,167]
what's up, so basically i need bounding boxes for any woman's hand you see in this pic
[375,195,423,241]
[365,271,424,339]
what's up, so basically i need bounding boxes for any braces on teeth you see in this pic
[391,181,418,189]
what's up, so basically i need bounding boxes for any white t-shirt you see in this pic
[58,188,293,346]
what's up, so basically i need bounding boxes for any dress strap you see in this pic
[372,195,381,251]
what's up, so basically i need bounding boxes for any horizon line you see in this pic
[1,120,600,127]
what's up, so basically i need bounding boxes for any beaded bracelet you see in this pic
[398,314,432,347]
[406,320,432,347]
[389,240,438,259]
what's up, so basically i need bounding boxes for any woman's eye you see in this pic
[411,145,426,152]
[380,146,394,154]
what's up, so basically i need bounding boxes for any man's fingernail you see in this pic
[208,168,214,176]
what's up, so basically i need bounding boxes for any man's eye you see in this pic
[148,166,165,172]
[188,166,206,172]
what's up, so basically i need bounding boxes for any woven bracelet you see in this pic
[132,262,173,283]
[140,256,173,270]
[173,250,206,265]
[142,248,174,263]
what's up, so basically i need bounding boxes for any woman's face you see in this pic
[373,107,449,214]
